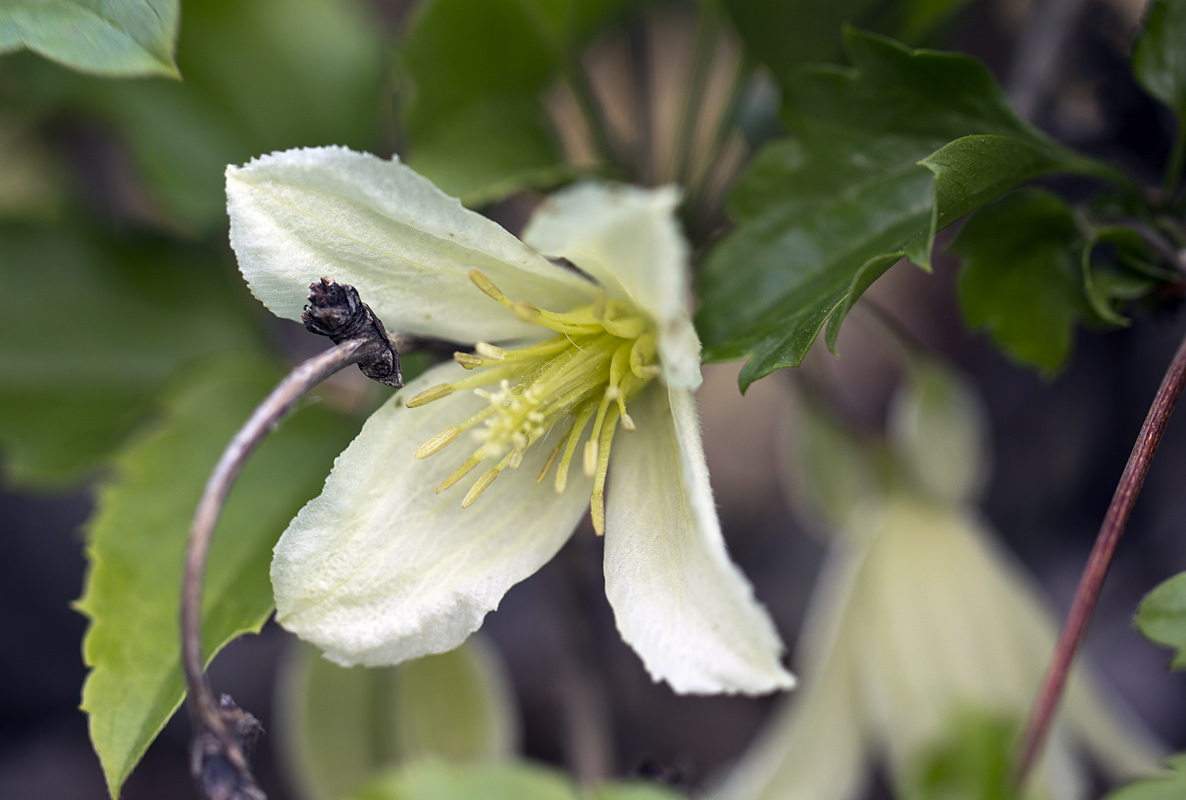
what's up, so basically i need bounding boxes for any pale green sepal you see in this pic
[226,147,599,344]
[602,384,793,694]
[0,0,180,78]
[887,361,990,506]
[276,637,518,800]
[272,362,593,667]
[522,182,703,390]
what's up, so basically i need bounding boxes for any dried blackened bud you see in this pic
[190,695,266,800]
[302,278,402,388]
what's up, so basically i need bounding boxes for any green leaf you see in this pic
[77,356,357,798]
[1133,0,1186,121]
[0,0,179,78]
[352,761,580,800]
[278,638,518,800]
[696,30,1108,389]
[0,223,261,486]
[399,0,567,204]
[1105,754,1186,800]
[1135,571,1186,670]
[951,189,1088,374]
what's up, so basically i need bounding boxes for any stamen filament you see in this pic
[556,404,596,494]
[591,406,621,536]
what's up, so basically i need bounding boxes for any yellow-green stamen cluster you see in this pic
[408,269,661,534]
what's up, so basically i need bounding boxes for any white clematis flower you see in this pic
[225,146,794,695]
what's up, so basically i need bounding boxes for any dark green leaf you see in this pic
[352,761,579,800]
[951,189,1087,374]
[278,639,518,800]
[1105,754,1186,800]
[1135,571,1186,670]
[0,0,179,78]
[0,223,261,486]
[1080,226,1168,326]
[1133,0,1186,121]
[696,31,1109,389]
[76,357,357,797]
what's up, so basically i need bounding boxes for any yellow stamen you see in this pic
[415,426,460,458]
[407,383,454,407]
[437,453,482,493]
[410,270,662,522]
[462,467,500,508]
[590,407,621,536]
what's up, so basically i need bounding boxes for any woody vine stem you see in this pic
[1015,327,1186,785]
[179,280,401,799]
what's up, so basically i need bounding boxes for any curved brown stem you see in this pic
[182,340,367,799]
[181,280,401,799]
[1014,328,1186,785]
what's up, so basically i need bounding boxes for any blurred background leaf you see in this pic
[0,0,180,79]
[1136,572,1186,671]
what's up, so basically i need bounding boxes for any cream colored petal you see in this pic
[227,147,598,343]
[271,361,594,667]
[521,182,703,389]
[602,384,793,694]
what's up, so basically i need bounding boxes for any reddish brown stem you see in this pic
[1015,329,1186,784]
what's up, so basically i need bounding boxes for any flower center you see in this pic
[407,269,661,534]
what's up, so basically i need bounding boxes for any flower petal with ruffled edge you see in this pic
[271,362,595,667]
[226,147,599,345]
[602,384,794,694]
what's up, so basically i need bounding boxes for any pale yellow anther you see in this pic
[454,352,484,369]
[462,467,500,508]
[583,439,599,477]
[468,269,508,303]
[620,413,636,431]
[475,342,507,360]
[508,447,525,470]
[407,383,454,408]
[591,490,605,536]
[415,426,461,459]
[437,454,482,493]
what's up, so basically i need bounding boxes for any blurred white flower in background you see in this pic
[717,362,1163,800]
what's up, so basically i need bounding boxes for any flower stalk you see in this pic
[1015,327,1186,786]
[180,281,400,799]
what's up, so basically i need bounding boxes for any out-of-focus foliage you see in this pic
[695,30,1114,390]
[77,357,356,798]
[2,0,388,231]
[1105,754,1186,800]
[1136,571,1186,671]
[903,710,1032,800]
[0,224,260,485]
[350,761,689,800]
[0,0,180,78]
[1133,0,1186,125]
[277,638,519,800]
